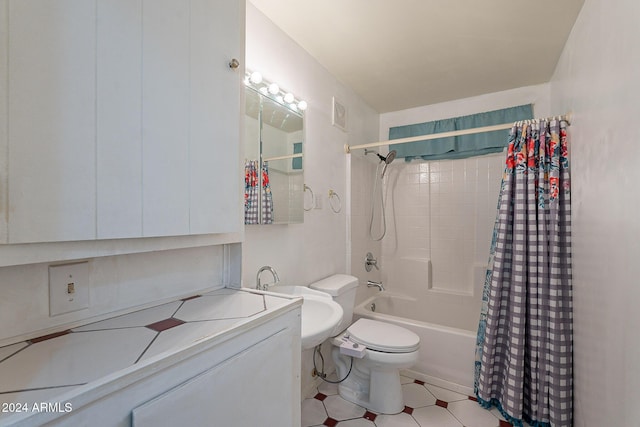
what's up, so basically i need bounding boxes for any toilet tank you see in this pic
[309,274,359,335]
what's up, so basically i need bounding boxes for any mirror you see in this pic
[244,86,304,225]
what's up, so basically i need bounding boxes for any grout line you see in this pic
[0,341,30,365]
[134,331,159,364]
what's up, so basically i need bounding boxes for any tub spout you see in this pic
[367,280,384,291]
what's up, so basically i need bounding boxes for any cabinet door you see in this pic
[2,0,242,243]
[189,0,242,235]
[141,0,190,237]
[7,0,96,243]
[96,0,143,239]
[132,328,298,427]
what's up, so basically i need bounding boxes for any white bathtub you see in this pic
[354,292,477,394]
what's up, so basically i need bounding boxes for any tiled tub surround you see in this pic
[0,288,300,426]
[382,153,503,299]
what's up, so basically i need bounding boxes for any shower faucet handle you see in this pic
[365,252,379,272]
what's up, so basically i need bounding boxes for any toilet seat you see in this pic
[347,319,419,353]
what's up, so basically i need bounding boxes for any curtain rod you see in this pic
[344,113,572,154]
[263,153,303,162]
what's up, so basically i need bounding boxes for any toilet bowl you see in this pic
[309,275,420,414]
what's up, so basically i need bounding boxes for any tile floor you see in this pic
[302,373,518,427]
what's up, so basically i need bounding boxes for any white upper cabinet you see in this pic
[189,0,242,235]
[7,0,97,243]
[96,0,143,239]
[141,0,191,237]
[0,0,243,243]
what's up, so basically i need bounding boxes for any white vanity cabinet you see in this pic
[0,0,243,243]
[25,301,301,427]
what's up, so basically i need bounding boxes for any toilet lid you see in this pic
[347,319,420,353]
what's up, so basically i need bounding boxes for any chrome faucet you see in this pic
[367,280,385,291]
[256,266,280,291]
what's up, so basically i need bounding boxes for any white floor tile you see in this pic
[323,395,366,421]
[301,398,327,427]
[402,383,436,408]
[447,400,500,427]
[412,406,463,427]
[72,302,182,331]
[317,375,339,396]
[337,418,375,426]
[400,374,415,384]
[375,412,420,427]
[490,407,507,421]
[424,383,468,403]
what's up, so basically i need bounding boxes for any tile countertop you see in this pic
[0,288,300,425]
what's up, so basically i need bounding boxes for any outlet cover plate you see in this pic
[49,262,89,316]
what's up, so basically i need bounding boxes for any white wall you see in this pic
[242,4,379,287]
[0,244,226,346]
[349,154,382,305]
[549,0,640,425]
[379,83,551,137]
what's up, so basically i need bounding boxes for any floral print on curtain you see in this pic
[244,160,273,224]
[261,161,273,224]
[474,119,572,427]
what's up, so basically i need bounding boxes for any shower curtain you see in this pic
[244,160,273,224]
[474,119,572,427]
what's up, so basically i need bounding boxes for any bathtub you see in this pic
[354,292,477,394]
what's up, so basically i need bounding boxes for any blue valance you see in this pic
[389,104,533,161]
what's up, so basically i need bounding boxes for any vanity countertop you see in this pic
[0,288,301,425]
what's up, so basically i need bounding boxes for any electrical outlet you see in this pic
[49,262,89,316]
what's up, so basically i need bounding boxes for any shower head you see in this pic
[377,150,397,165]
[378,150,397,178]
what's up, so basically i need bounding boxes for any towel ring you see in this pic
[304,184,315,211]
[328,189,342,213]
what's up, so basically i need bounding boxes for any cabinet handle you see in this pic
[229,58,240,70]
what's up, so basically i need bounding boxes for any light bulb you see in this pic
[268,83,280,95]
[250,71,263,84]
[284,93,295,103]
[297,100,307,111]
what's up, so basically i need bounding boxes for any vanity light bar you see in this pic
[245,70,307,112]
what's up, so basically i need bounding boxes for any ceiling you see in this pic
[249,0,584,113]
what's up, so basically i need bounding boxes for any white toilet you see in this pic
[309,274,420,414]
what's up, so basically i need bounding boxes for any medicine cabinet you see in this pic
[244,85,304,225]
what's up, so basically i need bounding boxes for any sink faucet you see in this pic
[256,266,280,291]
[367,280,385,291]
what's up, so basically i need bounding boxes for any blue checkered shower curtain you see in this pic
[474,119,573,427]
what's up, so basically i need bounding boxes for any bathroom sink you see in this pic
[269,286,343,350]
